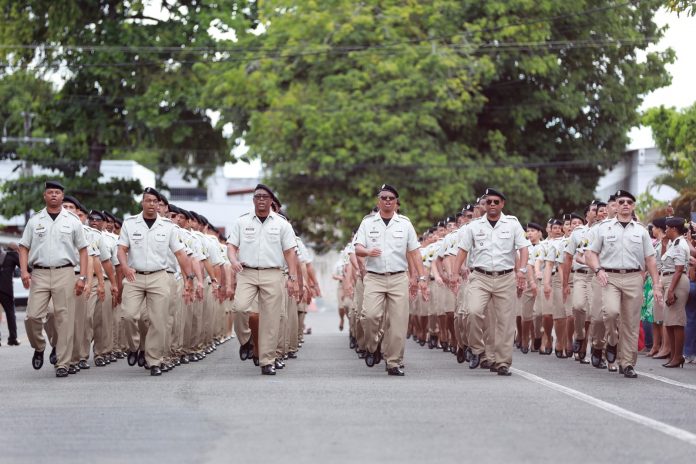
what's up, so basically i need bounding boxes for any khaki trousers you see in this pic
[191,280,204,350]
[276,277,289,359]
[182,296,194,354]
[287,297,300,353]
[173,279,184,355]
[590,277,607,350]
[112,302,125,352]
[360,273,409,369]
[571,271,593,340]
[602,272,643,367]
[234,268,285,366]
[121,271,171,366]
[25,268,76,370]
[354,277,366,350]
[164,274,177,358]
[93,280,113,358]
[467,272,516,368]
[72,286,89,364]
[234,311,252,345]
[201,284,213,348]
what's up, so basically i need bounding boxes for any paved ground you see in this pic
[2,309,696,464]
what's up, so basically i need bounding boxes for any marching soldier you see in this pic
[19,181,89,377]
[585,190,661,378]
[117,187,194,376]
[354,184,430,376]
[453,188,530,376]
[228,184,299,375]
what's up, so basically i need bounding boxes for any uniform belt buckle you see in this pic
[492,271,500,277]
[619,269,627,274]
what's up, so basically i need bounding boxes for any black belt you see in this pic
[136,270,165,275]
[242,266,280,270]
[367,271,406,276]
[661,271,676,276]
[33,264,73,270]
[604,268,641,274]
[166,271,176,274]
[474,268,513,277]
[572,269,590,274]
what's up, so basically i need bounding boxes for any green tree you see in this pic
[201,0,672,247]
[642,104,696,218]
[0,0,248,219]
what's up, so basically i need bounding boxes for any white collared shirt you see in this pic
[662,238,690,273]
[354,213,419,273]
[458,213,530,272]
[117,213,185,272]
[19,207,88,267]
[228,211,297,268]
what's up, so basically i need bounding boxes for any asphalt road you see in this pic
[2,309,696,464]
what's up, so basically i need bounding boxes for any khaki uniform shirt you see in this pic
[662,238,690,273]
[459,213,530,271]
[354,214,419,274]
[564,225,590,271]
[19,208,88,267]
[117,213,185,272]
[228,211,297,268]
[587,218,655,270]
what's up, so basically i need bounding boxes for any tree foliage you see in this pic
[642,104,696,217]
[201,0,672,246]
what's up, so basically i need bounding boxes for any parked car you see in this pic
[13,268,28,308]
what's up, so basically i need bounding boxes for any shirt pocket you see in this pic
[267,227,281,242]
[627,233,643,254]
[59,224,73,243]
[154,231,168,251]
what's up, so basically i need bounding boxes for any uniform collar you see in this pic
[371,214,401,223]
[253,210,278,223]
[136,212,163,227]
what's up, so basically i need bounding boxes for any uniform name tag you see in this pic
[606,235,617,242]
[368,230,380,238]
[133,232,143,238]
[392,229,405,238]
[498,231,511,239]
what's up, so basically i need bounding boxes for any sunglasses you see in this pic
[379,195,396,201]
[617,199,634,206]
[486,199,501,205]
[465,214,473,218]
[254,194,271,200]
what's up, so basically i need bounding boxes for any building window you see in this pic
[170,188,208,201]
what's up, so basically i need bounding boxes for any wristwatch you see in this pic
[594,267,603,275]
[288,275,297,282]
[517,268,527,274]
[187,273,195,280]
[417,275,427,282]
[78,276,87,282]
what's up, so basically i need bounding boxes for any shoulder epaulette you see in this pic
[398,214,411,222]
[124,216,138,222]
[239,212,251,218]
[675,238,681,246]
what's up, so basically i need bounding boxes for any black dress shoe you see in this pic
[533,338,542,351]
[127,350,138,366]
[419,339,426,347]
[78,360,90,370]
[49,346,57,365]
[357,350,367,359]
[591,349,602,368]
[606,344,617,364]
[261,365,276,375]
[253,356,260,367]
[104,357,111,364]
[456,347,466,364]
[387,366,405,376]
[7,338,20,346]
[572,338,583,354]
[109,353,117,362]
[623,365,637,378]
[349,337,357,350]
[441,341,449,352]
[365,352,376,367]
[94,357,106,367]
[287,352,297,359]
[137,350,146,367]
[274,359,285,370]
[55,367,69,377]
[374,343,382,365]
[428,335,437,350]
[497,366,512,376]
[180,355,190,364]
[465,347,472,362]
[480,359,494,369]
[161,363,170,372]
[608,364,618,373]
[189,353,198,362]
[68,365,78,375]
[469,352,481,369]
[150,366,162,376]
[521,346,529,354]
[32,350,44,370]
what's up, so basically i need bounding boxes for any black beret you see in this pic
[666,217,688,232]
[102,211,116,222]
[589,199,601,206]
[484,187,506,201]
[608,194,617,202]
[437,221,445,228]
[462,204,474,212]
[62,195,81,209]
[549,218,563,226]
[88,210,105,221]
[547,217,555,224]
[272,194,282,208]
[614,190,636,202]
[596,201,607,209]
[475,196,482,203]
[114,217,123,226]
[189,211,200,222]
[254,184,274,197]
[143,187,161,200]
[455,212,464,218]
[527,222,544,233]
[562,213,572,221]
[159,194,169,206]
[45,180,65,191]
[198,214,210,226]
[378,184,399,198]
[570,213,585,223]
[652,217,667,230]
[78,202,89,214]
[446,216,456,224]
[168,204,179,214]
